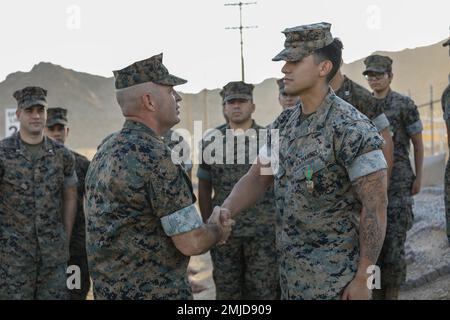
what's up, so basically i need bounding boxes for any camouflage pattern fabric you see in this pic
[197,121,278,299]
[113,53,187,89]
[372,197,412,299]
[46,107,68,127]
[444,38,450,47]
[198,121,276,237]
[0,133,77,299]
[272,22,334,62]
[13,86,48,109]
[374,89,423,292]
[379,90,422,192]
[210,234,279,300]
[162,129,192,173]
[68,151,91,300]
[85,120,198,300]
[267,90,386,300]
[1,263,69,300]
[363,55,393,75]
[335,76,390,132]
[442,84,450,243]
[220,81,254,104]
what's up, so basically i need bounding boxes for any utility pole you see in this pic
[225,2,257,82]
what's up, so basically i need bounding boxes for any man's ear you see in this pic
[142,91,157,112]
[66,127,70,139]
[16,109,21,119]
[319,60,333,78]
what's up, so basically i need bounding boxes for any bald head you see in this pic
[115,81,182,136]
[116,82,161,116]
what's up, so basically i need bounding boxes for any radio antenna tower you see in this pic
[225,2,258,82]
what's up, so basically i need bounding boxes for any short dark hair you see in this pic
[313,38,344,82]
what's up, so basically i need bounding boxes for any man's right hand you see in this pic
[208,206,234,245]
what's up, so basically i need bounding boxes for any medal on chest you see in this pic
[305,166,314,192]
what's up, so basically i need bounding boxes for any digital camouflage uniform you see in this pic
[442,38,450,244]
[69,151,91,299]
[198,83,278,300]
[0,86,77,300]
[85,54,202,300]
[267,23,387,300]
[363,55,424,297]
[46,107,91,300]
[162,129,193,174]
[335,76,390,133]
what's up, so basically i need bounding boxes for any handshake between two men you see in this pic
[207,206,235,245]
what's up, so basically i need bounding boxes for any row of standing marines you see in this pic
[1,22,449,300]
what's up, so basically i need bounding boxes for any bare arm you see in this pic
[355,170,387,271]
[410,133,424,195]
[198,178,213,222]
[342,169,387,300]
[222,157,274,219]
[380,128,394,183]
[63,185,77,241]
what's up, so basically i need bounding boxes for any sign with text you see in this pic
[5,108,19,138]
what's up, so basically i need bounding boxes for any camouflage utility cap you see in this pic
[13,86,48,110]
[113,53,187,89]
[220,81,254,104]
[363,55,393,75]
[443,38,450,47]
[272,22,334,62]
[46,107,68,127]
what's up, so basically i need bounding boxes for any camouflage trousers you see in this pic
[373,190,413,299]
[210,234,279,300]
[68,210,91,300]
[0,259,68,300]
[67,253,91,300]
[445,160,450,243]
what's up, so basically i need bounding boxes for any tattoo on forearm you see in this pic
[353,170,387,263]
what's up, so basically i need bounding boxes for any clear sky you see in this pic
[1,0,448,93]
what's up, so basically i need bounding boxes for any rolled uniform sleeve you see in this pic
[403,100,423,136]
[148,158,202,237]
[369,98,390,132]
[160,204,203,237]
[372,113,390,132]
[63,149,78,188]
[336,121,387,182]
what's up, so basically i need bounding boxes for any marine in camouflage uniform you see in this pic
[45,107,91,300]
[363,55,424,299]
[276,78,300,110]
[333,75,390,133]
[331,68,394,178]
[85,54,230,300]
[442,38,450,244]
[220,23,388,300]
[197,81,278,300]
[268,100,385,299]
[0,87,78,300]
